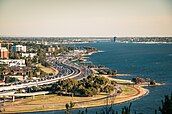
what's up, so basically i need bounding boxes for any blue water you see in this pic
[27,41,172,114]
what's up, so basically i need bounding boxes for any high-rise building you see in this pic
[0,47,9,59]
[113,37,116,42]
[12,45,26,52]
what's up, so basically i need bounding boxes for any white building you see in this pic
[0,59,25,67]
[21,53,37,58]
[12,45,26,52]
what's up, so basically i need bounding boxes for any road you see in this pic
[0,57,82,92]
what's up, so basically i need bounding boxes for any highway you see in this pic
[0,57,82,92]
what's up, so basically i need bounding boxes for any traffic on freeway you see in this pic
[0,56,82,92]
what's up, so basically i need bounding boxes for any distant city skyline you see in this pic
[0,0,172,37]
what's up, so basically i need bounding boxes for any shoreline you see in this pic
[115,74,133,76]
[1,50,149,113]
[81,50,104,57]
[79,50,104,61]
[2,76,149,113]
[101,75,149,103]
[115,85,149,104]
[2,86,149,113]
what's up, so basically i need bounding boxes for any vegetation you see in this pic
[159,93,172,114]
[0,65,7,79]
[65,101,75,114]
[51,76,116,97]
[97,69,117,75]
[5,77,18,83]
[36,64,55,75]
[131,77,156,85]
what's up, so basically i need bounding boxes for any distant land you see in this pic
[1,37,172,44]
[114,37,172,43]
[0,37,112,40]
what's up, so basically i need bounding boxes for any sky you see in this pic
[0,0,172,37]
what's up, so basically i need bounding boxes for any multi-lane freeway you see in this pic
[0,57,82,92]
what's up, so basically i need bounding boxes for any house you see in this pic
[11,70,27,75]
[0,80,5,85]
[10,66,32,75]
[2,70,10,75]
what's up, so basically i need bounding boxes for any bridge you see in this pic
[0,91,49,101]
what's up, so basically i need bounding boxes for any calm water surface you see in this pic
[27,41,172,114]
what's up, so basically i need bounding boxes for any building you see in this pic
[12,45,26,52]
[0,59,25,67]
[0,47,9,59]
[21,53,37,58]
[0,80,5,85]
[113,37,116,42]
[48,47,55,52]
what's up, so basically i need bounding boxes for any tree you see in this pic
[159,94,172,114]
[33,71,37,77]
[150,80,156,85]
[9,52,15,59]
[104,85,114,93]
[111,80,116,86]
[40,71,46,77]
[121,103,132,114]
[29,71,33,79]
[15,52,20,59]
[32,55,38,63]
[0,69,3,79]
[31,86,39,92]
[5,77,17,83]
[24,56,33,66]
[65,101,75,114]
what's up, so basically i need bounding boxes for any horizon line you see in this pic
[1,36,172,38]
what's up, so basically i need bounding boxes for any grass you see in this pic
[120,85,137,96]
[3,94,108,113]
[36,64,56,74]
[5,94,107,106]
[2,86,141,113]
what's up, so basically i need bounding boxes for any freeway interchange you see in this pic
[0,56,83,92]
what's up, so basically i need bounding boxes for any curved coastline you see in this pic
[2,50,149,113]
[100,75,149,106]
[2,84,149,113]
[114,86,149,104]
[76,86,149,112]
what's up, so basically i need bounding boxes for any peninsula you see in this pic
[0,38,162,113]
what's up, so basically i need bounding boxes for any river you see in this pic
[27,41,172,114]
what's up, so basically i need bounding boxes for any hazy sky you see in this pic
[0,0,172,37]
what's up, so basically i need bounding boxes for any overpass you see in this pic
[0,58,82,92]
[0,91,49,101]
